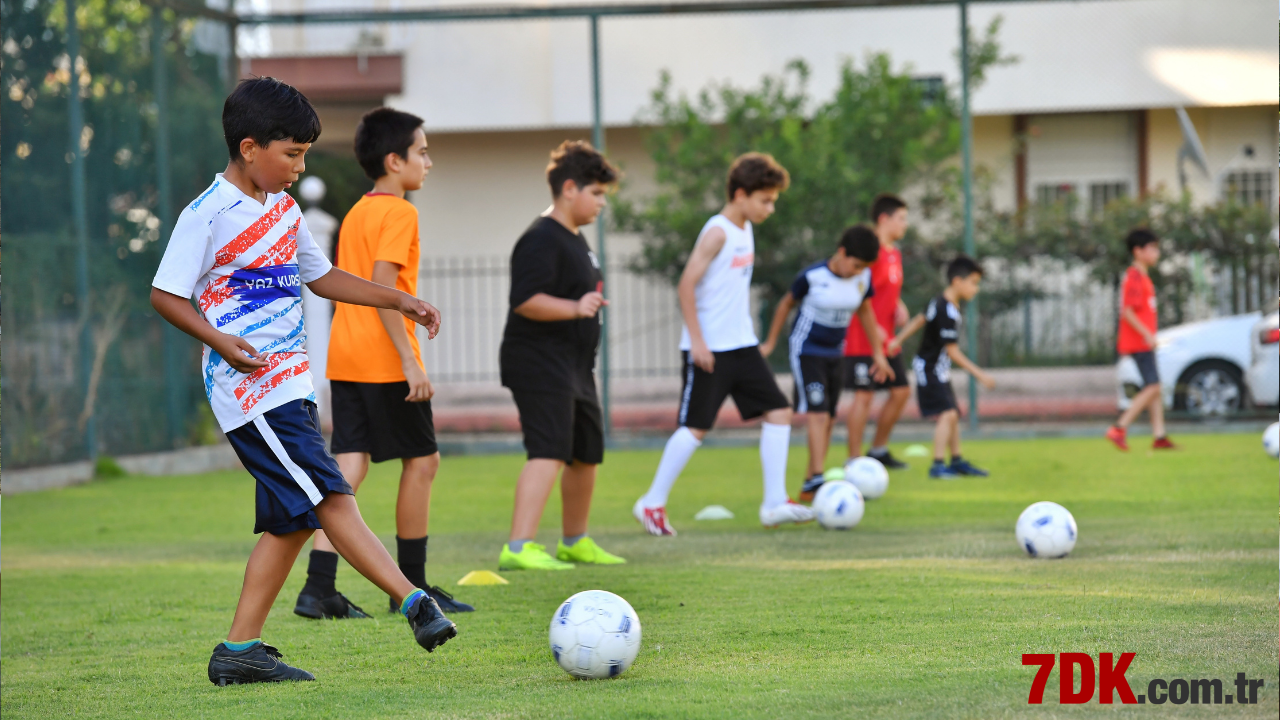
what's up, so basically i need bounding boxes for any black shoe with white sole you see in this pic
[208,642,314,686]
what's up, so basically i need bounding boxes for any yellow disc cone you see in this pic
[457,570,509,586]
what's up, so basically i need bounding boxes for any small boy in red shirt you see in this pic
[1106,228,1175,451]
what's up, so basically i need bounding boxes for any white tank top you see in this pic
[679,214,759,352]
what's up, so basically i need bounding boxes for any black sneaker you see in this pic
[208,642,314,686]
[869,450,909,470]
[798,474,825,502]
[405,592,458,652]
[949,459,989,477]
[390,585,475,614]
[294,589,370,620]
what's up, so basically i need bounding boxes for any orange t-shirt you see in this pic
[326,193,423,383]
[1116,265,1157,355]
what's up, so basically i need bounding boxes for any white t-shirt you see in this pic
[788,260,874,358]
[152,175,333,432]
[679,214,759,352]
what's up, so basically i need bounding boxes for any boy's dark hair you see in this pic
[839,225,880,263]
[354,107,426,180]
[869,193,907,222]
[726,152,790,200]
[222,77,321,161]
[1125,228,1159,255]
[547,140,619,197]
[946,254,984,282]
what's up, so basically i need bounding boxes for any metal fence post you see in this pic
[959,0,979,430]
[67,0,96,461]
[153,8,183,448]
[590,13,612,438]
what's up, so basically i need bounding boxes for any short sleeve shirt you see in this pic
[499,216,603,399]
[788,261,874,358]
[326,194,423,382]
[1117,266,1157,354]
[914,295,961,386]
[845,244,903,356]
[152,174,332,432]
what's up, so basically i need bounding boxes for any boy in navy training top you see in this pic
[889,255,996,479]
[150,78,457,685]
[759,225,894,500]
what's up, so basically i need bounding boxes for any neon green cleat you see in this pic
[556,537,626,565]
[498,542,575,571]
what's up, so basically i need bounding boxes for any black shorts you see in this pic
[845,354,910,391]
[791,355,843,416]
[512,390,605,465]
[225,400,353,536]
[916,379,959,418]
[679,346,790,430]
[1129,351,1160,388]
[330,380,438,463]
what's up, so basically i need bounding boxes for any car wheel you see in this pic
[1174,360,1244,417]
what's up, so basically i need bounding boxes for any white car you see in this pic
[1246,307,1279,407]
[1116,312,1262,417]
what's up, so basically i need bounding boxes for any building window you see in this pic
[1089,181,1128,216]
[1223,171,1274,205]
[1035,182,1077,207]
[913,76,944,105]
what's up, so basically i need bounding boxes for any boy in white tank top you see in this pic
[634,153,814,535]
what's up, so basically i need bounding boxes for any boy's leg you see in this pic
[846,391,874,458]
[560,461,595,539]
[870,386,911,449]
[1146,383,1167,436]
[313,493,417,603]
[396,453,439,539]
[760,406,795,510]
[509,459,565,542]
[931,410,955,462]
[228,529,314,642]
[806,412,831,477]
[312,452,370,553]
[1117,384,1160,429]
[948,413,962,459]
[297,453,370,619]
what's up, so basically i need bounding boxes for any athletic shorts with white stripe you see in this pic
[225,399,353,535]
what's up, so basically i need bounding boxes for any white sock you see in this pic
[760,422,791,509]
[641,427,701,507]
[870,445,887,455]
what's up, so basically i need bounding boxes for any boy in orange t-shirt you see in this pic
[294,108,473,618]
[1106,228,1175,451]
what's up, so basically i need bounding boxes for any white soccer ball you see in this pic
[844,456,889,499]
[1016,501,1078,559]
[1263,422,1279,459]
[812,480,865,530]
[548,590,641,679]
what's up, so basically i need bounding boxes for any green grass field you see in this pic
[3,434,1277,718]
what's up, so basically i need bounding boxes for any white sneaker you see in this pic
[759,500,815,528]
[633,498,678,536]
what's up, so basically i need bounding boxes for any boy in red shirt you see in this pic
[1106,228,1175,451]
[843,194,913,474]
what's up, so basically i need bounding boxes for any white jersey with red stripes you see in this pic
[153,174,333,432]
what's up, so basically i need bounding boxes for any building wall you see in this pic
[1146,105,1279,203]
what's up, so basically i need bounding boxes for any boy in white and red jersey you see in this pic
[843,193,913,475]
[150,78,456,686]
[633,153,814,536]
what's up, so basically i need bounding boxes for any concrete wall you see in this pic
[1146,105,1279,203]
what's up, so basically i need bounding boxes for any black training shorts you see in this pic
[845,354,909,391]
[916,379,959,418]
[512,390,605,465]
[792,354,843,416]
[1129,351,1160,388]
[678,346,790,430]
[330,380,438,463]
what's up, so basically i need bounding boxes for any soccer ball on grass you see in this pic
[843,456,889,499]
[812,480,865,530]
[1015,501,1077,558]
[1263,421,1279,459]
[548,590,641,679]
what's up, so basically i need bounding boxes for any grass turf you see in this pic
[2,434,1277,718]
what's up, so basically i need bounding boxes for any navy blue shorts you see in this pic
[226,400,353,535]
[1129,351,1160,388]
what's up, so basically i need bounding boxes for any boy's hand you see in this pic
[399,294,441,339]
[758,340,775,358]
[1143,330,1158,348]
[894,301,909,329]
[691,339,715,373]
[885,336,903,356]
[211,333,268,374]
[403,360,434,402]
[871,354,895,383]
[975,370,997,390]
[576,291,607,318]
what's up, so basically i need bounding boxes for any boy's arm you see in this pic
[885,313,925,355]
[1120,306,1157,347]
[150,288,267,373]
[514,292,606,321]
[678,226,726,372]
[307,267,441,340]
[370,260,433,402]
[758,292,796,358]
[857,302,895,382]
[945,343,996,389]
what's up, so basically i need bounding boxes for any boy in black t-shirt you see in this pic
[889,255,995,479]
[497,141,626,571]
